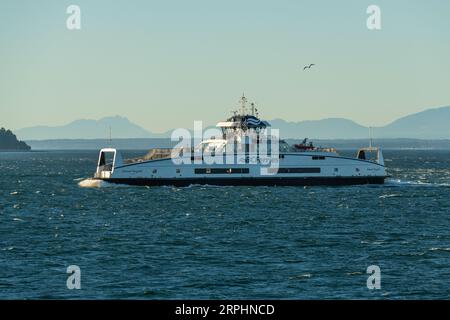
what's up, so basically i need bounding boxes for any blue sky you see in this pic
[1,0,450,132]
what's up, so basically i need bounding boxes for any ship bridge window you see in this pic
[312,156,326,160]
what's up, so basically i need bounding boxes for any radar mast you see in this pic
[239,93,247,115]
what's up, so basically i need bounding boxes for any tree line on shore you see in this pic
[0,127,31,150]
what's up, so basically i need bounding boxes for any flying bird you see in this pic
[303,63,315,70]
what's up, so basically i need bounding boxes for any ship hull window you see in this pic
[195,168,250,174]
[269,167,321,174]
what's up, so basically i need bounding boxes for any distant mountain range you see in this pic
[271,106,450,139]
[15,116,169,140]
[14,106,450,140]
[375,106,450,139]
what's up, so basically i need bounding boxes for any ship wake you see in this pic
[386,178,450,188]
[77,178,122,188]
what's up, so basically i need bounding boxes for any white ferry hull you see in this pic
[94,151,387,187]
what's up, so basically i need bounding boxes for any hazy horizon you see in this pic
[9,104,450,134]
[1,0,450,132]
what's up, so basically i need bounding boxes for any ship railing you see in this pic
[290,147,337,153]
[123,147,194,164]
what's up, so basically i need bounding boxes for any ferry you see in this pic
[92,95,387,187]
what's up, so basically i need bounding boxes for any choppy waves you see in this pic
[386,178,450,187]
[2,149,450,299]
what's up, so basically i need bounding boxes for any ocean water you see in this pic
[1,149,450,299]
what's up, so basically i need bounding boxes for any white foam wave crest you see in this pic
[78,178,123,188]
[386,178,450,187]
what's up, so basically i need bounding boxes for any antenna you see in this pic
[239,93,247,115]
[369,126,373,150]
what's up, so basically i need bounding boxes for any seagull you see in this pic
[303,63,315,70]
